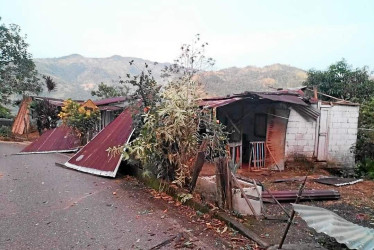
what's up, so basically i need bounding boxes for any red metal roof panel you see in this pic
[256,93,308,106]
[20,126,80,154]
[64,108,134,177]
[200,97,243,108]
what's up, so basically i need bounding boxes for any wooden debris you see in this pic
[215,211,269,248]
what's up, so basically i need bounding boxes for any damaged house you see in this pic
[201,90,359,170]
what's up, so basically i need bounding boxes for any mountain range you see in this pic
[34,54,307,100]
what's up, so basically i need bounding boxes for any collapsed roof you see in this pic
[200,90,320,120]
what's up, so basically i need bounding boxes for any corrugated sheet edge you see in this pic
[63,129,135,178]
[15,148,79,155]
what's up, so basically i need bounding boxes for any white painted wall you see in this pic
[285,107,317,158]
[327,105,359,166]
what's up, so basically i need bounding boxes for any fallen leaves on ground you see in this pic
[146,186,259,249]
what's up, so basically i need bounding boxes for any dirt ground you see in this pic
[199,162,374,249]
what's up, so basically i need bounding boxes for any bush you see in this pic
[0,125,11,137]
[353,98,374,178]
[0,105,12,119]
[355,158,374,180]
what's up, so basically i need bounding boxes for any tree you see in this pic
[0,17,42,105]
[354,98,374,179]
[91,82,128,99]
[30,99,60,134]
[108,35,228,187]
[43,75,57,92]
[303,59,374,103]
[304,59,374,176]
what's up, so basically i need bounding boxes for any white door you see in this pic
[317,107,330,161]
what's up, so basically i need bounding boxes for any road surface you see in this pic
[0,142,229,249]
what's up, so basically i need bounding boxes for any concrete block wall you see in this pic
[285,107,317,158]
[327,105,359,167]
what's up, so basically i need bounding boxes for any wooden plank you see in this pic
[215,212,269,248]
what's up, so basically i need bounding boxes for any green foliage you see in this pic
[91,82,128,98]
[0,17,42,105]
[0,125,11,137]
[177,193,193,204]
[355,159,374,180]
[59,99,100,144]
[304,59,374,175]
[30,99,60,134]
[0,104,12,118]
[304,59,374,103]
[353,98,374,176]
[108,35,228,187]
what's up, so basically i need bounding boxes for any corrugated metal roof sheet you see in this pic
[200,97,243,108]
[292,104,320,120]
[256,93,307,106]
[64,108,134,177]
[292,204,374,250]
[19,126,80,154]
[98,106,122,111]
[94,96,127,106]
[201,91,311,108]
[12,97,32,135]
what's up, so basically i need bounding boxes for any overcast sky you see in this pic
[1,0,373,71]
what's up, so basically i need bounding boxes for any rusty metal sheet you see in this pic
[257,93,308,106]
[262,190,340,202]
[265,108,290,170]
[200,97,243,108]
[64,108,134,177]
[98,106,122,111]
[19,126,80,154]
[292,104,320,120]
[93,96,126,106]
[292,204,374,250]
[11,97,32,135]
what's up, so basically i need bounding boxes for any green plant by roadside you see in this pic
[108,35,228,188]
[0,125,11,137]
[0,105,12,119]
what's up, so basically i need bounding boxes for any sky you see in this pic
[1,0,373,71]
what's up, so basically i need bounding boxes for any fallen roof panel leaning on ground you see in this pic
[64,107,134,177]
[18,126,80,154]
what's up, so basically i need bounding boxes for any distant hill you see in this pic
[197,64,307,96]
[34,54,170,100]
[35,55,307,100]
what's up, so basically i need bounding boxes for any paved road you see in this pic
[0,142,223,249]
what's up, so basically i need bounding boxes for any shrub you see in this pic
[0,125,11,137]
